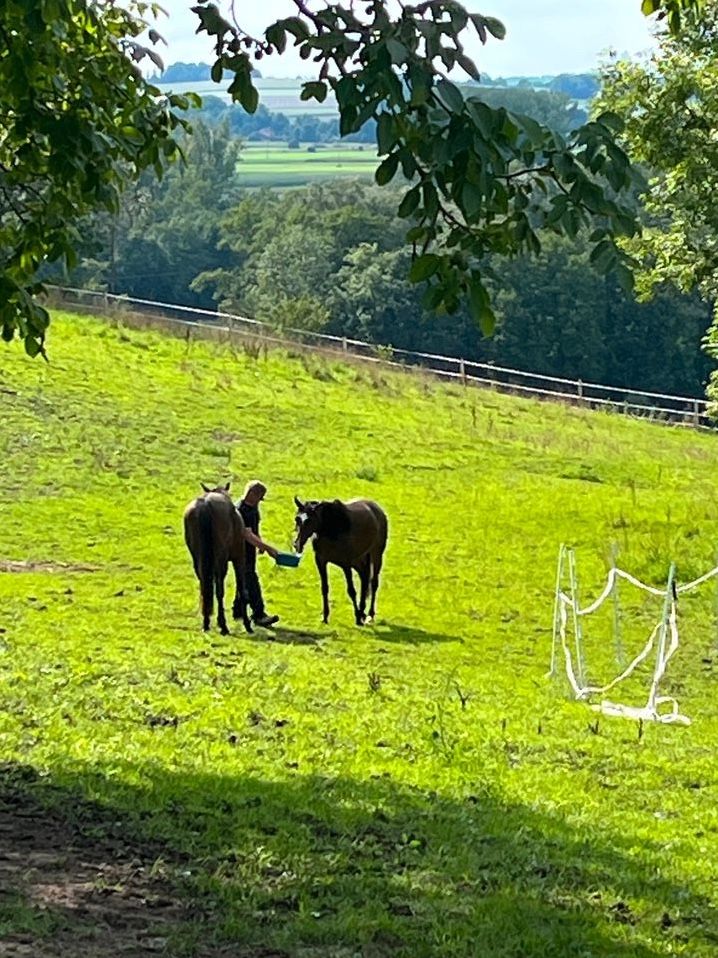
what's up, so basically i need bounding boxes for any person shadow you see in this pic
[1,760,712,958]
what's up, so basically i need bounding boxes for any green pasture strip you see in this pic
[238,147,378,186]
[1,311,717,956]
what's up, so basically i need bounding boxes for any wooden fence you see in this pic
[47,285,713,428]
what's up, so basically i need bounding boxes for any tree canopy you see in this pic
[0,0,195,355]
[0,0,705,355]
[597,0,718,400]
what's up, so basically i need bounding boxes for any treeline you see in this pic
[194,85,586,144]
[57,121,713,397]
[149,62,263,82]
[478,73,600,99]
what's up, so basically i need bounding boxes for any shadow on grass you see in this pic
[369,622,464,645]
[247,626,325,646]
[0,761,714,958]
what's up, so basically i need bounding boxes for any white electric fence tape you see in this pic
[550,548,709,725]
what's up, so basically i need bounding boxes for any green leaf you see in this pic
[279,16,310,42]
[436,79,464,114]
[409,254,441,282]
[376,113,397,156]
[375,153,399,186]
[386,38,407,64]
[398,186,421,218]
[456,52,480,81]
[265,22,287,55]
[469,277,496,335]
[484,16,507,40]
[461,182,483,219]
[300,81,328,103]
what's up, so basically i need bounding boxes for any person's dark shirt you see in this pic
[238,499,260,563]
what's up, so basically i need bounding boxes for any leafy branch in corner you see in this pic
[194,0,699,332]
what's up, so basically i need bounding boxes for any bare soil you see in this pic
[0,773,194,958]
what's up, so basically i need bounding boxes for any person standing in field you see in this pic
[236,479,280,628]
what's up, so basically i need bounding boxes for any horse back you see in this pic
[321,498,387,563]
[184,492,242,562]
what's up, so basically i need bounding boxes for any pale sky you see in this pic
[148,1,659,78]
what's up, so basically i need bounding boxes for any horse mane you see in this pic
[318,499,351,539]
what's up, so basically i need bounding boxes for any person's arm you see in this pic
[243,527,279,559]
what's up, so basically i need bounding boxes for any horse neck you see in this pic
[317,501,351,540]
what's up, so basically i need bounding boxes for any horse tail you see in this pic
[197,500,214,623]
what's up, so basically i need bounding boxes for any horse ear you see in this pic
[224,482,231,491]
[294,496,304,510]
[201,482,211,493]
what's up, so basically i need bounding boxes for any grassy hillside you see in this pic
[1,312,717,957]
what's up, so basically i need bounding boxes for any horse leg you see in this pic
[356,558,370,624]
[368,551,383,622]
[216,562,229,635]
[316,555,330,624]
[343,566,363,626]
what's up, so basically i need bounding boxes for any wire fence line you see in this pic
[47,285,713,428]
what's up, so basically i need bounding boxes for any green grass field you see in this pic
[1,312,718,957]
[239,144,378,187]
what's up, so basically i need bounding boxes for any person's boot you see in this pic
[254,613,279,628]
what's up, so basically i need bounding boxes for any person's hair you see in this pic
[243,479,267,500]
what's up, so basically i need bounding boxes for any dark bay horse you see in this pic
[183,482,252,635]
[293,496,388,625]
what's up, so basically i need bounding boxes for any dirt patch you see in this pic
[0,774,197,957]
[0,560,99,574]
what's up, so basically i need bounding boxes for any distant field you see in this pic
[156,77,339,118]
[239,144,379,187]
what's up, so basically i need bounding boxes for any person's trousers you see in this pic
[245,564,265,618]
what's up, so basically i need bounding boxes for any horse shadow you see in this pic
[368,621,463,645]
[246,625,326,646]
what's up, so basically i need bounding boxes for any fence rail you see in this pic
[47,285,713,428]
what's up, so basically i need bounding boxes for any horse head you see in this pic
[293,497,351,551]
[293,496,321,552]
[201,481,231,497]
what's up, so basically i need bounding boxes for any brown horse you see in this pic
[293,497,388,625]
[183,482,253,635]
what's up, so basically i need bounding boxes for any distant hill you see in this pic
[149,61,262,83]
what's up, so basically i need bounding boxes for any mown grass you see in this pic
[239,144,377,187]
[1,312,717,956]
